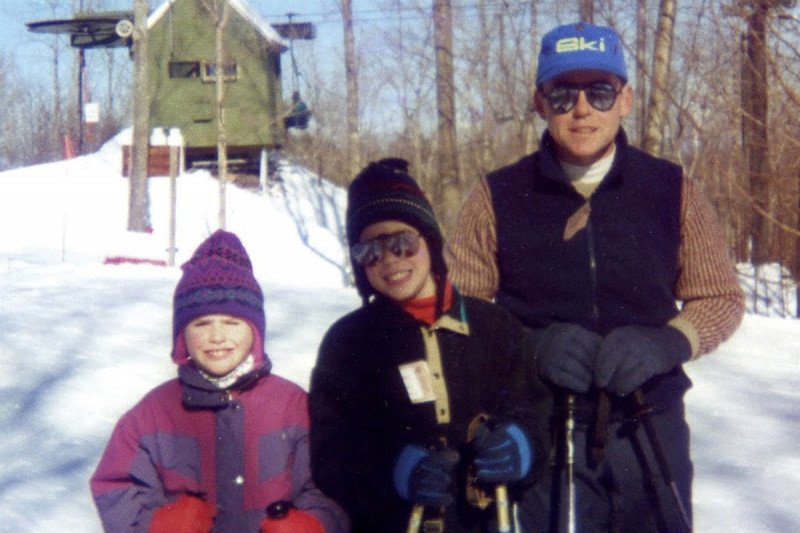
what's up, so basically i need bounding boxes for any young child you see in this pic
[309,159,551,532]
[90,230,349,533]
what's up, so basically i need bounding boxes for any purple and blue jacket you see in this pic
[90,354,349,533]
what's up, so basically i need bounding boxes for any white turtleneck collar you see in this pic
[560,147,616,199]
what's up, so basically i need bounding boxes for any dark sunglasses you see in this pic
[542,81,622,114]
[351,231,421,268]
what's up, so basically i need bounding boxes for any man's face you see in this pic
[534,70,633,166]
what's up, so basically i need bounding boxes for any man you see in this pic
[447,22,744,532]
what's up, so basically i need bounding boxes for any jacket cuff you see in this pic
[667,317,698,359]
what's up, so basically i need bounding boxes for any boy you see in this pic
[309,159,551,532]
[90,230,349,533]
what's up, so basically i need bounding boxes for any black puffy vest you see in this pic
[489,131,683,336]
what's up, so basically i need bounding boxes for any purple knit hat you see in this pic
[172,230,265,361]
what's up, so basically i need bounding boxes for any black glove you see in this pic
[393,445,460,507]
[472,422,532,483]
[533,323,603,393]
[594,325,692,396]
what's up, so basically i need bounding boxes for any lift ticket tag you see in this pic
[398,360,437,404]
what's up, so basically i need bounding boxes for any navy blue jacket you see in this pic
[309,289,551,532]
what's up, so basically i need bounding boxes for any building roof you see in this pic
[149,0,287,49]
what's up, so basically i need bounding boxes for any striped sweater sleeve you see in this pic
[445,178,499,301]
[671,177,745,358]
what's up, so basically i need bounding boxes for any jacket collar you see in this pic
[536,128,629,192]
[179,362,270,409]
[370,287,471,336]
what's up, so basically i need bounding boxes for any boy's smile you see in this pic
[359,220,436,303]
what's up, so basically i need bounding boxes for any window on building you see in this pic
[202,62,238,82]
[168,61,201,78]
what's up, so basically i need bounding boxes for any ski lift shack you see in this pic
[146,0,290,171]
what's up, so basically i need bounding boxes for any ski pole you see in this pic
[565,393,577,533]
[406,504,424,533]
[632,390,692,533]
[495,483,511,532]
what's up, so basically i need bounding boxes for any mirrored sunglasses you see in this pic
[543,81,622,114]
[351,231,421,268]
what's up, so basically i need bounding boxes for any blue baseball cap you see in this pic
[536,23,627,86]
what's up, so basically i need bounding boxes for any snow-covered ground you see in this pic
[0,135,797,532]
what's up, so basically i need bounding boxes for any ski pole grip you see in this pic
[495,484,511,532]
[406,504,424,533]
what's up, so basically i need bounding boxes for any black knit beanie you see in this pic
[346,158,448,307]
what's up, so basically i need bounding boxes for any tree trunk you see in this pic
[742,6,771,264]
[642,0,675,156]
[635,0,648,145]
[580,0,594,23]
[342,0,361,178]
[433,0,460,234]
[215,1,229,230]
[524,0,539,155]
[478,0,493,172]
[128,0,151,232]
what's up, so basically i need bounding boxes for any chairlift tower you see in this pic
[271,14,316,96]
[27,11,134,155]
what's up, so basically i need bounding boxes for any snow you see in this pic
[0,135,798,532]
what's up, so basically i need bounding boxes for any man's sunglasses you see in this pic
[542,81,622,114]
[351,231,422,268]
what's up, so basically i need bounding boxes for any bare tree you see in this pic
[634,0,648,145]
[433,0,460,233]
[274,0,800,311]
[341,0,362,179]
[200,0,231,229]
[641,0,675,156]
[580,0,594,23]
[128,0,151,232]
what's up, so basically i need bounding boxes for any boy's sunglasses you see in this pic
[542,81,622,114]
[351,231,421,268]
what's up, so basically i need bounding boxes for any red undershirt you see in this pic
[401,280,453,325]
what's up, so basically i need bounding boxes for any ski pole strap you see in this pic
[589,391,611,466]
[632,390,692,532]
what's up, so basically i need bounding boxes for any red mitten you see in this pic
[149,494,216,533]
[260,504,325,533]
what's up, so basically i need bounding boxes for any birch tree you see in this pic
[128,0,150,232]
[433,0,460,233]
[200,0,230,229]
[341,0,361,178]
[641,0,675,156]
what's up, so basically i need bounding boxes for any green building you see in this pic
[147,0,288,168]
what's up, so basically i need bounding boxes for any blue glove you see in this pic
[472,422,532,483]
[393,445,460,507]
[594,325,692,396]
[533,323,603,393]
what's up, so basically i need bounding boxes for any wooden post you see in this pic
[168,144,179,266]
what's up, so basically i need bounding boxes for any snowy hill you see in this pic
[0,136,798,532]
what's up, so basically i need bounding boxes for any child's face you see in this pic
[358,220,435,302]
[185,314,254,376]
